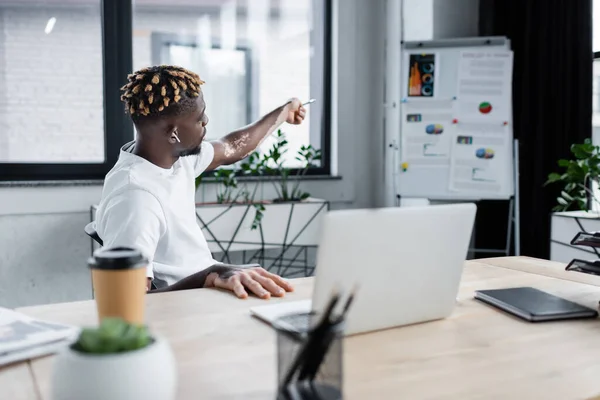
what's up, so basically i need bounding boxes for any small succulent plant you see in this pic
[71,318,152,354]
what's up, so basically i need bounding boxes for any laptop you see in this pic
[250,203,477,336]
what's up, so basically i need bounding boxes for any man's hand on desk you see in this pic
[204,264,294,299]
[148,263,294,297]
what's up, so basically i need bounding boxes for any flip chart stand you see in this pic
[396,139,521,257]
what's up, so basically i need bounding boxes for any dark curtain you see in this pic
[475,0,592,259]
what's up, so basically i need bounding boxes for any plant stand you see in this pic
[196,198,329,278]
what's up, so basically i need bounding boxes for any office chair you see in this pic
[84,222,157,290]
[84,222,103,247]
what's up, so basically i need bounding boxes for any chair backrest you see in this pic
[84,222,157,290]
[84,222,103,246]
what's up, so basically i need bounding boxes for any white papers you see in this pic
[0,307,78,366]
[449,123,512,194]
[398,46,514,200]
[401,99,454,166]
[456,51,513,123]
[449,50,514,195]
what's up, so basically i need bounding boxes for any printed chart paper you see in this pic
[401,99,454,167]
[456,51,513,123]
[449,123,512,195]
[407,53,437,97]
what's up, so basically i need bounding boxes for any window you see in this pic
[0,1,104,163]
[133,0,331,172]
[0,0,331,180]
[592,0,600,210]
[594,0,600,130]
[151,35,252,144]
[0,0,133,180]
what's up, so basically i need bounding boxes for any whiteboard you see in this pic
[397,37,514,201]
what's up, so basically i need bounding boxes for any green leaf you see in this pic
[565,182,577,192]
[73,318,151,354]
[572,145,591,159]
[300,192,310,200]
[557,197,569,206]
[546,172,562,183]
[558,159,570,167]
[561,191,574,201]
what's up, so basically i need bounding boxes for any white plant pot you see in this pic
[51,337,177,400]
[550,210,600,263]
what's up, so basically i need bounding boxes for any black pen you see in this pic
[305,286,358,381]
[334,284,358,323]
[280,290,340,388]
[295,291,341,382]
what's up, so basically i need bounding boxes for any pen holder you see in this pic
[273,312,344,400]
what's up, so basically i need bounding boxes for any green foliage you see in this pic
[198,129,321,230]
[214,168,239,204]
[254,129,322,202]
[71,318,152,354]
[251,203,266,231]
[545,139,600,212]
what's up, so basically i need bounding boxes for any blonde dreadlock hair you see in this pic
[120,65,205,122]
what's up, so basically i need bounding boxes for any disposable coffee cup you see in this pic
[88,247,148,325]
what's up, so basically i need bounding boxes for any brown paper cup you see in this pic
[88,247,148,325]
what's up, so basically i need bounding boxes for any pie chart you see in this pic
[425,124,444,134]
[475,147,495,159]
[479,102,492,114]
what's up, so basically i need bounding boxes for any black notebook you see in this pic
[474,287,598,322]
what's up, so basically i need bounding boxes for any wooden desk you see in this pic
[4,257,600,399]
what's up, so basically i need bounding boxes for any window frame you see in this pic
[0,0,332,181]
[150,32,254,132]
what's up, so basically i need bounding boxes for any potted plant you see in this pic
[194,130,328,275]
[51,318,177,400]
[546,139,600,262]
[545,138,600,212]
[242,129,322,203]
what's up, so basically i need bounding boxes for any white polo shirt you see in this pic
[94,141,217,288]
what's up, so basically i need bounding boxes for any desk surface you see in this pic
[4,256,600,399]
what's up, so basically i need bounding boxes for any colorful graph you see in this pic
[408,54,436,97]
[475,148,495,159]
[479,102,493,114]
[457,136,473,145]
[425,124,444,134]
[407,114,422,122]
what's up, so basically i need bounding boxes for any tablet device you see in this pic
[474,287,598,322]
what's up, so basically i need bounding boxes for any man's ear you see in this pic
[166,125,179,144]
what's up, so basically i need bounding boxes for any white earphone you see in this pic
[172,129,181,143]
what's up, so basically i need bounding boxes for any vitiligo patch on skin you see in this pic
[220,102,294,160]
[240,110,288,159]
[223,133,250,158]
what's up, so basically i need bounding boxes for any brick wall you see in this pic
[0,6,104,162]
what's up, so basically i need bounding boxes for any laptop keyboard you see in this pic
[278,312,315,333]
